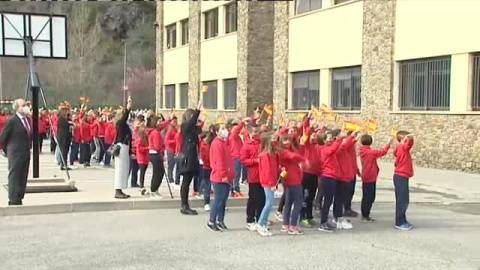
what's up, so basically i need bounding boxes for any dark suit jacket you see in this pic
[179,109,201,174]
[115,108,132,153]
[0,114,32,157]
[57,116,72,146]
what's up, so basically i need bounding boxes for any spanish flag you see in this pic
[365,119,377,132]
[311,105,322,117]
[335,115,343,124]
[320,103,331,112]
[264,104,273,117]
[327,112,335,120]
[216,117,224,124]
[343,120,359,131]
[391,126,399,137]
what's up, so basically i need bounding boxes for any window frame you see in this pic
[225,2,237,34]
[291,70,320,110]
[294,0,322,15]
[204,8,219,40]
[180,83,189,109]
[165,23,177,49]
[164,84,176,109]
[202,80,218,109]
[181,19,189,46]
[223,78,237,110]
[472,53,480,111]
[398,56,451,111]
[334,0,352,5]
[331,66,362,111]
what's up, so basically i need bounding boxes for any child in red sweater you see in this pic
[207,124,235,232]
[359,134,392,222]
[393,131,414,231]
[278,135,307,235]
[135,126,150,193]
[257,132,278,237]
[79,115,92,167]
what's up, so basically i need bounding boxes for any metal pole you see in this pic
[25,37,40,178]
[123,41,127,106]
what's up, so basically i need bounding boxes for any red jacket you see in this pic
[299,139,322,176]
[165,126,178,153]
[51,114,58,134]
[80,121,92,142]
[279,148,305,186]
[96,120,106,137]
[104,122,116,145]
[200,139,211,170]
[72,121,81,143]
[393,138,414,178]
[135,138,150,165]
[210,136,235,183]
[335,136,357,181]
[174,131,181,154]
[359,143,390,182]
[240,137,261,183]
[259,152,279,188]
[38,115,47,134]
[321,137,343,180]
[90,120,98,137]
[147,127,165,160]
[132,127,139,155]
[228,121,244,159]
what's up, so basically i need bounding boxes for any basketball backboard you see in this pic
[0,12,67,59]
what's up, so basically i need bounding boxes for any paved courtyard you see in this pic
[0,204,479,269]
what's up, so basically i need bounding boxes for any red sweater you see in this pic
[259,152,278,188]
[38,116,47,134]
[131,127,139,155]
[96,120,106,137]
[228,121,244,159]
[147,127,165,160]
[359,143,390,182]
[165,126,177,153]
[135,138,150,165]
[72,122,81,143]
[299,140,322,176]
[80,121,92,142]
[393,138,414,178]
[104,122,116,145]
[210,136,235,183]
[278,148,305,186]
[335,136,357,181]
[240,137,261,183]
[320,137,343,180]
[90,120,98,137]
[174,131,181,154]
[200,139,211,169]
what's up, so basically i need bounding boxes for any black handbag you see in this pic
[107,144,121,157]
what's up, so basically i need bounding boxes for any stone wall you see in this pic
[272,2,289,121]
[155,2,163,113]
[236,0,249,117]
[188,1,201,107]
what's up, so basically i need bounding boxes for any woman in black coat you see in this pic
[57,108,72,171]
[179,98,203,215]
[113,97,132,199]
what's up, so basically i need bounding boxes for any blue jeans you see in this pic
[129,157,139,186]
[202,169,212,205]
[104,144,112,165]
[232,158,242,192]
[69,142,79,165]
[393,174,409,226]
[194,165,203,193]
[210,182,230,223]
[258,187,274,226]
[282,184,303,227]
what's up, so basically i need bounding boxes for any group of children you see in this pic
[202,110,415,236]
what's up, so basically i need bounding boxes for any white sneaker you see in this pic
[154,191,163,198]
[275,211,283,222]
[337,218,353,230]
[204,204,211,212]
[257,226,272,237]
[246,223,257,231]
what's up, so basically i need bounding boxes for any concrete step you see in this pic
[26,178,77,193]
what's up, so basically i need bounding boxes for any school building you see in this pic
[155,0,480,173]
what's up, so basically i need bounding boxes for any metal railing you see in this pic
[399,57,451,110]
[472,54,480,110]
[331,66,361,110]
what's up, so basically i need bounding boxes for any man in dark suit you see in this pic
[0,99,32,205]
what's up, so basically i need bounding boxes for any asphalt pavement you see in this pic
[1,203,479,270]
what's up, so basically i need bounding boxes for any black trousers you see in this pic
[315,177,324,209]
[181,172,194,208]
[39,133,46,153]
[59,139,71,168]
[50,135,56,153]
[361,182,376,218]
[246,182,266,223]
[139,164,148,188]
[80,142,91,165]
[166,150,175,183]
[333,181,350,219]
[149,153,164,192]
[277,191,286,213]
[98,137,106,163]
[320,177,337,224]
[8,155,30,203]
[301,173,318,220]
[344,176,356,211]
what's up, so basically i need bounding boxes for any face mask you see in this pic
[251,133,261,142]
[220,129,229,139]
[22,106,30,115]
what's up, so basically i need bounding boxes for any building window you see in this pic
[165,85,175,109]
[181,19,189,45]
[399,57,451,110]
[334,0,352,4]
[224,79,237,110]
[203,81,217,109]
[166,24,176,49]
[331,66,361,110]
[180,83,189,109]
[472,54,480,110]
[291,71,319,110]
[225,2,237,34]
[204,9,218,39]
[295,0,321,15]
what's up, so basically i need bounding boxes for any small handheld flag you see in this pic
[202,85,209,93]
